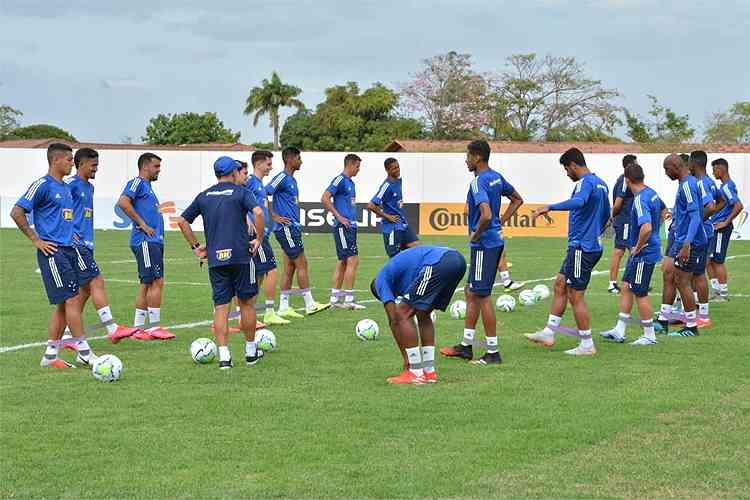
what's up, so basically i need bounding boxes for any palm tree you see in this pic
[244,72,305,149]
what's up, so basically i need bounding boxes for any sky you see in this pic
[1,0,749,144]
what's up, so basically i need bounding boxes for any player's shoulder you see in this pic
[24,176,50,197]
[331,174,345,186]
[269,171,287,186]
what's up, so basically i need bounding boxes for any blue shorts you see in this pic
[404,250,466,312]
[274,226,304,259]
[333,225,358,261]
[709,224,733,264]
[253,238,277,275]
[467,245,503,297]
[131,242,164,284]
[208,262,258,306]
[668,241,707,275]
[560,248,603,291]
[72,246,100,286]
[666,229,675,257]
[613,222,631,250]
[383,226,419,258]
[37,247,80,305]
[622,256,656,297]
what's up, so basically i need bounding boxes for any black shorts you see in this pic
[560,248,602,291]
[669,241,707,276]
[467,245,503,297]
[37,247,80,305]
[404,250,466,312]
[613,222,631,250]
[209,262,258,306]
[274,226,304,259]
[709,224,733,264]
[383,226,419,258]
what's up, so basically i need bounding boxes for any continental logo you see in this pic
[419,203,568,237]
[62,209,73,221]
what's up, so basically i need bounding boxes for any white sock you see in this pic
[77,337,91,354]
[719,283,728,295]
[344,290,354,303]
[330,288,340,304]
[685,310,697,328]
[279,291,290,311]
[499,271,510,282]
[486,336,498,353]
[44,340,58,359]
[658,304,671,321]
[302,289,315,309]
[642,320,656,340]
[543,314,562,335]
[218,345,231,362]
[579,329,593,349]
[421,346,435,373]
[265,300,274,314]
[134,308,147,327]
[97,306,118,335]
[461,328,475,346]
[609,280,617,288]
[245,341,257,357]
[615,313,630,336]
[61,327,72,340]
[693,292,699,303]
[710,278,720,290]
[698,303,709,317]
[405,347,423,376]
[147,307,160,328]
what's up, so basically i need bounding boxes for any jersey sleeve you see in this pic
[573,178,594,204]
[371,181,389,205]
[326,176,344,196]
[121,178,144,201]
[500,175,516,197]
[374,273,396,304]
[180,195,202,224]
[723,183,739,205]
[15,178,48,212]
[682,182,700,213]
[699,180,713,207]
[242,189,258,213]
[265,173,286,197]
[470,177,489,207]
[634,195,651,227]
[614,177,626,200]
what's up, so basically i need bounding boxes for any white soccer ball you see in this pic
[532,284,551,300]
[519,289,540,306]
[496,294,516,312]
[449,300,467,319]
[92,354,123,382]
[356,319,380,341]
[190,338,217,364]
[255,329,277,352]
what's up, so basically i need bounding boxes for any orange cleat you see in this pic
[422,371,438,383]
[147,328,175,340]
[697,318,712,329]
[133,330,155,341]
[255,321,267,329]
[387,370,425,385]
[108,326,140,344]
[40,358,75,369]
[61,339,80,352]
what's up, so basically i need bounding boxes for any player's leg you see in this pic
[671,261,699,337]
[415,309,436,381]
[61,284,90,351]
[601,257,638,342]
[400,226,420,251]
[656,256,677,332]
[441,246,483,360]
[628,262,658,345]
[712,226,732,300]
[291,226,330,314]
[235,262,262,365]
[130,244,150,328]
[563,249,602,356]
[85,273,140,342]
[341,255,362,309]
[208,266,233,369]
[330,260,346,307]
[693,250,711,326]
[41,303,73,368]
[386,302,424,384]
[608,247,625,294]
[470,246,502,365]
[275,228,305,318]
[525,249,573,347]
[497,250,523,291]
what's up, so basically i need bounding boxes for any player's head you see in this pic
[559,147,587,181]
[369,279,380,301]
[213,156,244,185]
[623,163,645,188]
[662,153,684,180]
[237,161,249,185]
[138,152,162,181]
[679,153,690,168]
[74,148,99,180]
[384,157,400,179]
[466,140,490,172]
[711,158,729,179]
[344,153,362,177]
[282,147,302,171]
[688,150,708,176]
[622,154,637,168]
[251,150,274,178]
[47,143,73,175]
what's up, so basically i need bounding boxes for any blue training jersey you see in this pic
[246,174,270,236]
[612,174,634,225]
[66,175,95,249]
[121,177,164,247]
[712,179,741,223]
[265,171,300,231]
[550,173,610,253]
[371,177,408,233]
[697,175,719,239]
[374,245,452,303]
[467,168,515,249]
[15,175,74,246]
[629,186,663,264]
[672,175,707,247]
[180,182,258,268]
[325,173,357,227]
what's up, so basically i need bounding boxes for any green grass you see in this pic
[1,228,749,498]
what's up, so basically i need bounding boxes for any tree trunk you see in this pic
[272,109,279,149]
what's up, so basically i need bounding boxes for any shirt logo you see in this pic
[489,178,503,186]
[62,209,73,220]
[216,249,232,261]
[84,208,93,218]
[207,189,234,196]
[55,193,61,199]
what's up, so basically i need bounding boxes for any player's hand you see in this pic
[337,215,351,227]
[531,206,550,219]
[631,245,643,256]
[193,245,207,260]
[469,231,479,242]
[272,214,291,225]
[33,238,58,256]
[714,220,729,230]
[250,239,261,255]
[678,243,690,264]
[384,214,400,223]
[140,223,156,237]
[664,212,673,221]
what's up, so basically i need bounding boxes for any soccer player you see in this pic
[322,154,365,309]
[524,147,610,356]
[440,140,523,365]
[371,245,466,384]
[10,143,95,368]
[266,147,330,318]
[600,163,664,346]
[707,158,744,301]
[245,152,289,325]
[116,153,174,340]
[367,157,419,258]
[177,156,265,369]
[607,154,637,294]
[497,250,523,290]
[657,153,708,337]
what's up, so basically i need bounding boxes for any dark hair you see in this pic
[46,143,72,164]
[282,147,301,164]
[622,154,637,168]
[251,150,273,165]
[689,150,708,169]
[344,153,362,166]
[238,161,249,171]
[74,148,98,168]
[711,158,729,169]
[370,279,380,301]
[467,140,491,162]
[384,157,398,169]
[679,153,690,166]
[559,147,586,167]
[624,163,644,183]
[138,152,161,170]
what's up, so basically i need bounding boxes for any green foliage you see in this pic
[624,95,694,143]
[244,72,305,149]
[0,105,23,137]
[280,82,423,151]
[250,141,275,150]
[3,124,76,142]
[704,101,750,143]
[142,112,240,145]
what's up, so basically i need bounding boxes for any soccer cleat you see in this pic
[340,302,367,310]
[132,330,154,341]
[262,310,290,325]
[471,352,502,365]
[631,336,658,346]
[607,283,621,294]
[61,339,81,352]
[245,349,265,366]
[219,359,233,370]
[654,319,669,334]
[599,328,626,343]
[711,294,729,303]
[439,343,473,360]
[108,326,140,344]
[40,357,75,369]
[386,370,425,385]
[147,328,175,340]
[278,308,304,319]
[524,330,555,347]
[697,317,712,328]
[422,371,438,383]
[306,302,332,315]
[564,344,597,356]
[668,326,699,337]
[75,352,97,367]
[504,280,524,291]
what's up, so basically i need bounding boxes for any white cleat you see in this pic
[524,330,555,347]
[564,344,597,356]
[599,329,625,343]
[75,352,97,367]
[630,336,658,346]
[504,280,524,291]
[342,302,367,310]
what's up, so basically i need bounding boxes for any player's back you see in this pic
[630,186,663,262]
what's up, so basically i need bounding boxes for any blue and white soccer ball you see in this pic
[496,294,516,312]
[190,338,217,364]
[256,329,277,352]
[449,300,467,319]
[532,284,551,300]
[92,354,123,382]
[356,319,380,341]
[519,289,540,306]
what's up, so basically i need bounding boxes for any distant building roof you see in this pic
[384,139,750,154]
[0,138,256,152]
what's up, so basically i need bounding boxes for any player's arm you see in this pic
[321,189,350,227]
[266,197,290,226]
[469,202,491,242]
[367,200,399,223]
[116,194,155,237]
[176,199,206,260]
[10,205,58,256]
[715,186,743,229]
[500,190,523,226]
[532,183,589,218]
[631,222,652,256]
[249,207,264,254]
[611,196,623,218]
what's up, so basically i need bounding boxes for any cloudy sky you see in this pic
[1,0,748,144]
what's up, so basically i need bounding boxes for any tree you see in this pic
[624,95,695,143]
[4,124,76,142]
[142,112,240,144]
[704,101,750,143]
[244,72,305,149]
[0,105,23,137]
[400,51,488,139]
[280,82,423,151]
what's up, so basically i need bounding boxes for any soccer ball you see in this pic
[255,329,277,352]
[532,284,551,300]
[356,319,380,341]
[190,338,217,364]
[449,300,467,319]
[91,354,123,382]
[519,289,540,306]
[496,294,516,312]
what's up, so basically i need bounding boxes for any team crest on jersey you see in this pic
[62,209,73,220]
[216,249,232,261]
[84,208,93,218]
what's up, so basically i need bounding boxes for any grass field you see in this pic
[1,228,750,498]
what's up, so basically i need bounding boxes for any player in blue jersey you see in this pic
[367,158,419,258]
[707,158,744,301]
[656,153,708,337]
[371,245,466,384]
[116,153,174,341]
[525,148,610,356]
[607,154,637,294]
[322,154,366,310]
[177,156,266,369]
[265,147,331,318]
[600,164,664,346]
[440,140,523,365]
[10,143,95,368]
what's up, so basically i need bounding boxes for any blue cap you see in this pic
[214,156,241,177]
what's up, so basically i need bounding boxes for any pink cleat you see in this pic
[61,339,80,352]
[108,326,140,344]
[147,328,175,340]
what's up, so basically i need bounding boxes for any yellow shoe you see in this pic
[278,308,304,319]
[263,310,291,325]
[306,301,332,315]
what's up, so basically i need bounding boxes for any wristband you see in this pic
[191,242,201,250]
